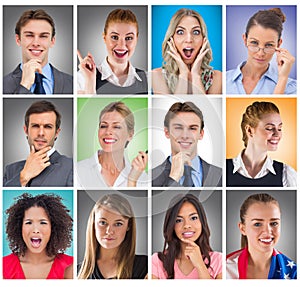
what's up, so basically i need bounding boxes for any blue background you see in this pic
[152,5,222,71]
[226,5,297,79]
[2,190,74,256]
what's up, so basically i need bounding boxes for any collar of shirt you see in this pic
[95,150,131,187]
[169,155,203,186]
[230,61,277,84]
[21,63,54,94]
[99,58,142,87]
[232,151,276,178]
[47,147,56,157]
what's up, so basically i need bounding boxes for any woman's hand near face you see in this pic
[77,50,97,94]
[191,38,209,94]
[273,48,295,94]
[275,48,295,78]
[127,151,148,187]
[181,238,212,279]
[167,37,190,76]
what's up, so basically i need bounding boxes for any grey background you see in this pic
[151,96,224,169]
[3,5,73,76]
[77,190,148,263]
[77,5,148,71]
[226,190,297,261]
[152,190,222,253]
[3,98,73,169]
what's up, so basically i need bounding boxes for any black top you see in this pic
[78,254,148,279]
[226,159,283,187]
[96,68,148,94]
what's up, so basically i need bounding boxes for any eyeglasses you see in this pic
[247,44,276,54]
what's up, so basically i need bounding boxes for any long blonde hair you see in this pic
[162,8,213,93]
[78,193,136,279]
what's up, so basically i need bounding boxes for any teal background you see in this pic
[152,5,222,70]
[77,98,148,166]
[2,190,74,256]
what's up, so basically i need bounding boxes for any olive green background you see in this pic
[77,98,148,166]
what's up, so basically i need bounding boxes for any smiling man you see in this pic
[3,9,72,94]
[3,100,73,187]
[152,101,222,187]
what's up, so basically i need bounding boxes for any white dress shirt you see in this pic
[77,58,143,91]
[77,150,148,188]
[231,151,297,187]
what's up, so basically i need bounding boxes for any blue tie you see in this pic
[183,165,194,187]
[34,73,46,94]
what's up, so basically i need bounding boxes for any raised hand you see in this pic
[191,37,209,75]
[169,151,192,182]
[20,59,43,90]
[77,50,96,94]
[20,145,51,186]
[128,151,148,187]
[167,37,190,75]
[275,48,295,79]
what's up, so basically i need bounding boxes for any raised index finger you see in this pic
[77,49,83,62]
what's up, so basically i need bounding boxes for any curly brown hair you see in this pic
[5,193,73,257]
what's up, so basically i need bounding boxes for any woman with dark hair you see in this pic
[152,193,222,279]
[3,193,73,279]
[226,101,296,187]
[226,193,297,279]
[226,8,296,94]
[77,193,147,279]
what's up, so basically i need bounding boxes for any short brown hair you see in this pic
[25,100,61,131]
[164,102,204,130]
[15,9,56,38]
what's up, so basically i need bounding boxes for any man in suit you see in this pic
[3,9,72,94]
[3,100,73,187]
[152,101,222,187]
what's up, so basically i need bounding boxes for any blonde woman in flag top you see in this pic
[226,193,297,279]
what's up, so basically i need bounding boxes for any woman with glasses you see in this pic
[226,8,296,94]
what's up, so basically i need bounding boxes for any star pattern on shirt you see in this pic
[286,260,296,269]
[284,273,291,280]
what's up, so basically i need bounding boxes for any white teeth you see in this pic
[260,238,272,243]
[104,139,116,143]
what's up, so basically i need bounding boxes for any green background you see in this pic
[77,97,148,165]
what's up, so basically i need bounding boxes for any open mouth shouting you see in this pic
[31,237,42,248]
[182,47,194,59]
[114,49,128,58]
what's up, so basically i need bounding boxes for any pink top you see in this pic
[152,251,222,279]
[3,253,73,279]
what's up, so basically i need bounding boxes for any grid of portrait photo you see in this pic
[0,1,298,287]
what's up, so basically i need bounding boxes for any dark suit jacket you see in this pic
[3,64,73,94]
[3,151,73,187]
[152,156,222,187]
